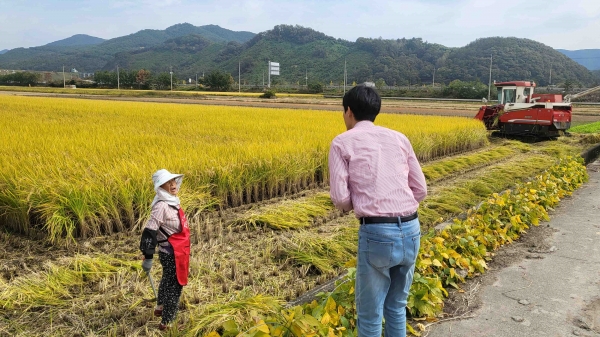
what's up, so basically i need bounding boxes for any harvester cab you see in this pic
[475,81,572,137]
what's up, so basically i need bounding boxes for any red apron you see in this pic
[168,207,190,286]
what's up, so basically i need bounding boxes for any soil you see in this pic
[578,298,600,334]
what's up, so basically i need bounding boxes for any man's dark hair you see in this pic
[342,84,381,122]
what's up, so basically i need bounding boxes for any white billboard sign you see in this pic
[269,61,280,76]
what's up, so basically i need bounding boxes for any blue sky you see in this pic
[1,0,599,51]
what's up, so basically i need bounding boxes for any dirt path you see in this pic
[424,161,600,337]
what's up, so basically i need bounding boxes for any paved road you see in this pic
[427,161,600,337]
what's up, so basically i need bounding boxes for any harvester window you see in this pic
[503,89,516,104]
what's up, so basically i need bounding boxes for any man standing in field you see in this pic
[328,84,427,337]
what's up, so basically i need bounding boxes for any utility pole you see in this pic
[487,54,493,102]
[62,65,65,88]
[263,71,264,88]
[549,65,552,86]
[238,61,241,92]
[169,66,173,91]
[305,68,308,87]
[432,67,436,87]
[343,58,347,93]
[195,73,198,89]
[268,61,271,88]
[117,65,120,90]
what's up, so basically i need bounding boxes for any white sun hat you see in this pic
[152,169,184,192]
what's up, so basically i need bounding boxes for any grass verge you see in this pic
[569,120,600,133]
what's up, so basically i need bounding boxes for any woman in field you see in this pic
[140,169,191,330]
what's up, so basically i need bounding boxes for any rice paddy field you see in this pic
[0,94,592,336]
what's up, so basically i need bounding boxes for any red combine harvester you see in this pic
[475,81,600,137]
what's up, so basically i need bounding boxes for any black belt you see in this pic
[360,212,418,224]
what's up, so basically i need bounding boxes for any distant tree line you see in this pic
[442,80,497,100]
[0,72,40,86]
[7,70,592,101]
[14,68,236,91]
[92,69,173,90]
[93,69,236,91]
[48,68,235,92]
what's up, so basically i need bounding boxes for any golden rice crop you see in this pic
[0,96,487,243]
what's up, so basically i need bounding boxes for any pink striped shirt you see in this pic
[328,121,427,218]
[144,201,182,254]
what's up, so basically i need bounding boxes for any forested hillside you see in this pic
[109,25,595,85]
[1,24,597,86]
[101,26,600,87]
[0,23,255,73]
[439,37,597,86]
[45,34,105,47]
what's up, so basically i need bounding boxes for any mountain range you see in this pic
[0,49,8,54]
[45,34,105,47]
[0,23,598,86]
[557,49,600,71]
[0,23,254,74]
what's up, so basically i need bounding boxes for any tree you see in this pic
[375,78,387,89]
[204,70,234,91]
[93,70,118,88]
[136,69,151,89]
[153,72,174,90]
[563,79,574,93]
[442,80,488,99]
[119,69,137,88]
[307,82,323,93]
[0,72,40,86]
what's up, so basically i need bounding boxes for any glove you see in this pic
[142,258,153,273]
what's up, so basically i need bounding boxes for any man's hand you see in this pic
[142,258,153,273]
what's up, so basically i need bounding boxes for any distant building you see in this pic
[71,68,78,73]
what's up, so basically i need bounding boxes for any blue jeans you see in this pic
[356,218,421,337]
